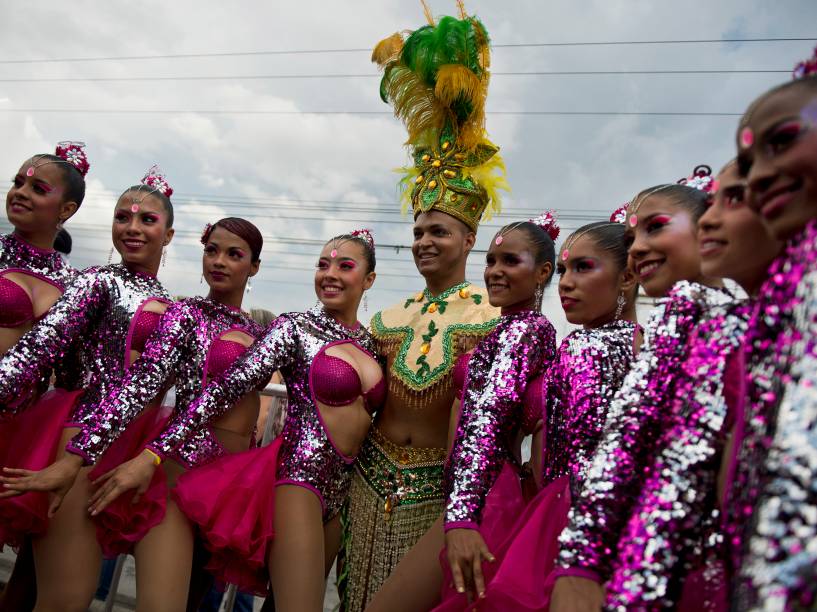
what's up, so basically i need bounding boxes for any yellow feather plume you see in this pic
[396,164,421,215]
[382,65,448,146]
[466,144,509,221]
[371,32,404,68]
[434,64,486,150]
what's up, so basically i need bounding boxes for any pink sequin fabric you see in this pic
[543,320,638,496]
[67,297,263,467]
[0,264,169,424]
[557,282,747,608]
[444,311,556,530]
[727,220,817,609]
[149,305,380,519]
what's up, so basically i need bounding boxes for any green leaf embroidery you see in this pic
[471,294,482,305]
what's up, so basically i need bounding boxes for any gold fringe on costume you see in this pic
[337,428,446,612]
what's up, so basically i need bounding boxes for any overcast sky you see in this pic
[1,0,814,336]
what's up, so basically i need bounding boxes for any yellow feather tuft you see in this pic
[372,32,404,68]
[466,143,509,220]
[434,65,481,110]
[456,0,468,19]
[396,165,421,215]
[383,66,447,146]
[420,0,435,26]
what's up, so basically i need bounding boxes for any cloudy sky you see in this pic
[1,0,814,336]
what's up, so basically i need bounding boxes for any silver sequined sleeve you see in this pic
[66,301,195,464]
[557,287,701,579]
[444,312,555,530]
[148,315,296,458]
[0,268,106,416]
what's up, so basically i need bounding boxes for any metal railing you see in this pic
[103,384,289,612]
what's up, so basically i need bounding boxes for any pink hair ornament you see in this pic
[677,164,715,193]
[610,203,628,225]
[793,45,817,80]
[141,165,174,198]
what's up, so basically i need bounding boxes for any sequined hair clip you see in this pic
[351,228,376,251]
[677,164,716,193]
[610,204,628,224]
[141,165,174,198]
[55,141,90,177]
[793,45,817,80]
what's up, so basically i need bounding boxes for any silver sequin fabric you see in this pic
[0,264,170,425]
[543,320,638,498]
[67,296,263,466]
[557,281,747,609]
[729,220,817,610]
[150,304,378,519]
[444,311,556,529]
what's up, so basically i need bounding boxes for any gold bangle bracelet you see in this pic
[144,448,163,466]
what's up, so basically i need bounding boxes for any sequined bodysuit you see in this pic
[543,320,638,498]
[67,296,263,467]
[149,305,382,519]
[727,220,817,609]
[0,264,170,428]
[557,282,747,609]
[444,311,556,530]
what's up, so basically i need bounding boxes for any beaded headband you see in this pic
[26,141,90,179]
[494,210,560,246]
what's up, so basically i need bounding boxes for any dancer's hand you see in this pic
[550,576,604,612]
[0,454,84,517]
[89,450,157,515]
[445,527,495,601]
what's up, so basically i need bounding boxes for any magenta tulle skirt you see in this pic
[0,388,83,549]
[435,472,571,611]
[90,406,172,557]
[173,437,281,595]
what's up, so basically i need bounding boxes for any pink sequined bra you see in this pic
[207,338,250,378]
[129,310,163,353]
[311,345,385,413]
[0,276,35,328]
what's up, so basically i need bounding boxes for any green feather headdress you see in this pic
[373,1,508,231]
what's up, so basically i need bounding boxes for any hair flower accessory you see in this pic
[531,210,560,241]
[55,141,90,177]
[610,203,628,224]
[351,228,376,251]
[141,165,174,198]
[200,223,214,245]
[677,164,715,193]
[793,45,817,80]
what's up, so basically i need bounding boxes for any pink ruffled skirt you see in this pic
[0,388,84,549]
[435,472,571,611]
[90,406,172,557]
[173,437,281,595]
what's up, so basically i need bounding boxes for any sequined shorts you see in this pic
[337,427,446,612]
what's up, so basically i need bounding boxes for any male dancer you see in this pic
[337,6,506,609]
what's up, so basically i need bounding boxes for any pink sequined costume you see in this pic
[146,304,384,594]
[725,220,817,609]
[62,296,263,556]
[557,282,747,609]
[0,263,169,548]
[435,310,556,610]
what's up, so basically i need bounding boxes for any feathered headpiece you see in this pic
[374,1,508,231]
[141,165,173,198]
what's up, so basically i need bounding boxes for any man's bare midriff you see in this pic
[374,388,455,449]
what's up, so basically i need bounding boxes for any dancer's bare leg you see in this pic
[365,516,445,612]
[324,513,341,578]
[31,429,101,612]
[269,485,326,612]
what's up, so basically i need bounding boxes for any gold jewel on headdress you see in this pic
[374,2,509,232]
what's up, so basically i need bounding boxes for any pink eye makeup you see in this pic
[339,260,358,270]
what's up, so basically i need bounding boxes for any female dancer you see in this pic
[113,229,383,611]
[0,141,88,610]
[550,166,779,610]
[439,217,642,610]
[724,48,817,607]
[0,166,175,612]
[366,214,559,612]
[5,218,265,611]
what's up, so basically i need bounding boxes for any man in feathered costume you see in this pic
[337,3,507,609]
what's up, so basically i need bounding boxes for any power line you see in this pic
[0,69,790,83]
[0,37,811,64]
[0,108,743,117]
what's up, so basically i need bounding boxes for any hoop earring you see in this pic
[534,284,544,312]
[615,292,626,320]
[107,247,114,264]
